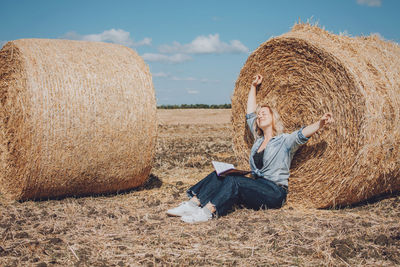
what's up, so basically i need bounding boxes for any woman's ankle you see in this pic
[205,202,216,214]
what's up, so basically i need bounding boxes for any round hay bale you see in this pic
[0,39,157,200]
[231,24,400,208]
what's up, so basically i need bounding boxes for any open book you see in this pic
[212,161,252,177]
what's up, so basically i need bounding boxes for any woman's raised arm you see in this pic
[301,113,335,138]
[247,74,263,114]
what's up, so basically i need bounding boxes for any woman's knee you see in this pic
[220,176,240,193]
[222,175,238,184]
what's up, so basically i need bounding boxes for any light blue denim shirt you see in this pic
[246,112,309,187]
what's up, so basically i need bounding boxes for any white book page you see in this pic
[212,161,235,175]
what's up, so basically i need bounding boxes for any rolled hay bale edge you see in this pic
[231,24,400,208]
[0,39,157,200]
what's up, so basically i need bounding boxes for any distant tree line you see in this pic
[157,104,231,109]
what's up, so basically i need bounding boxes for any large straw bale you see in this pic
[0,39,157,200]
[231,24,400,208]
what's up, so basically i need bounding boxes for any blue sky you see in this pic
[1,0,399,105]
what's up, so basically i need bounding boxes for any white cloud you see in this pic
[171,76,196,81]
[152,72,220,83]
[61,29,151,47]
[152,72,169,77]
[158,34,248,54]
[142,53,192,63]
[134,37,152,46]
[356,0,382,7]
[200,78,220,83]
[187,89,199,94]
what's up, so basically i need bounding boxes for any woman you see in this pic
[167,74,334,223]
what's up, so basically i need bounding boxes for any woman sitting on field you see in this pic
[167,74,334,223]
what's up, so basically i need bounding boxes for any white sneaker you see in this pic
[181,207,213,223]
[166,201,200,217]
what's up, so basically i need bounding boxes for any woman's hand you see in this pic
[251,74,263,88]
[302,112,335,138]
[319,112,334,129]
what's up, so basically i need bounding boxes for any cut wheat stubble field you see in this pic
[0,109,399,266]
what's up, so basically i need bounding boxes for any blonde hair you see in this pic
[253,103,284,138]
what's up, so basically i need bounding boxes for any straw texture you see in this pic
[231,24,400,208]
[0,39,157,200]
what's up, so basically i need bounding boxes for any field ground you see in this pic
[0,109,399,266]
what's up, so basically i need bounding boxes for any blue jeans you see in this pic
[186,171,287,216]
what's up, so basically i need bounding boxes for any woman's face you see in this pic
[256,107,273,129]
